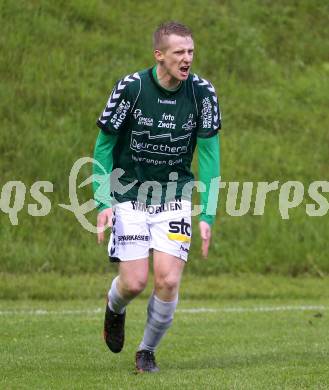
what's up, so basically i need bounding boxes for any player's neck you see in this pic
[154,64,181,91]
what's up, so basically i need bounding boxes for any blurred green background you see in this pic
[0,0,328,275]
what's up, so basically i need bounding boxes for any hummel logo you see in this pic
[158,98,176,105]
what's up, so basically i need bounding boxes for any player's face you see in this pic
[156,34,194,81]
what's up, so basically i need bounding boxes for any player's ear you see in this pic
[154,49,164,62]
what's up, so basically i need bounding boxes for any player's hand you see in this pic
[199,221,211,259]
[97,208,113,244]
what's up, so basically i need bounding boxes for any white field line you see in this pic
[177,305,327,313]
[0,305,327,316]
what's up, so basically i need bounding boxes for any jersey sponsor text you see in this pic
[110,99,131,130]
[130,131,191,156]
[201,97,212,129]
[131,200,183,214]
[131,155,182,166]
[167,218,191,243]
[118,234,149,242]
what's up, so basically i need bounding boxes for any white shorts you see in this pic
[108,200,192,262]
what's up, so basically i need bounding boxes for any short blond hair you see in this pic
[153,21,193,50]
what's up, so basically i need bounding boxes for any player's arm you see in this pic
[197,133,220,258]
[193,74,222,258]
[94,73,139,243]
[93,130,118,243]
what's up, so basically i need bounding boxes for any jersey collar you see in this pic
[149,66,183,96]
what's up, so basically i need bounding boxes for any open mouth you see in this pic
[179,66,190,77]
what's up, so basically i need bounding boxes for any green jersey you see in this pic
[96,68,221,204]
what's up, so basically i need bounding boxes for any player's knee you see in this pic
[121,278,147,297]
[155,276,179,294]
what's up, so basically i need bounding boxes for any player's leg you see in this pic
[105,259,149,353]
[136,252,185,372]
[139,251,185,350]
[104,201,150,353]
[108,259,149,313]
[153,251,185,300]
[136,200,191,371]
[140,251,184,348]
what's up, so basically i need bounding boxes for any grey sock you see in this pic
[138,293,178,352]
[108,276,129,314]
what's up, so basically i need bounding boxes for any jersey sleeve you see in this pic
[92,130,118,211]
[193,74,221,138]
[96,72,140,135]
[197,134,220,225]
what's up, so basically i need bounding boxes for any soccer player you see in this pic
[93,21,221,373]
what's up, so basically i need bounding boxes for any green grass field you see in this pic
[1,274,329,389]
